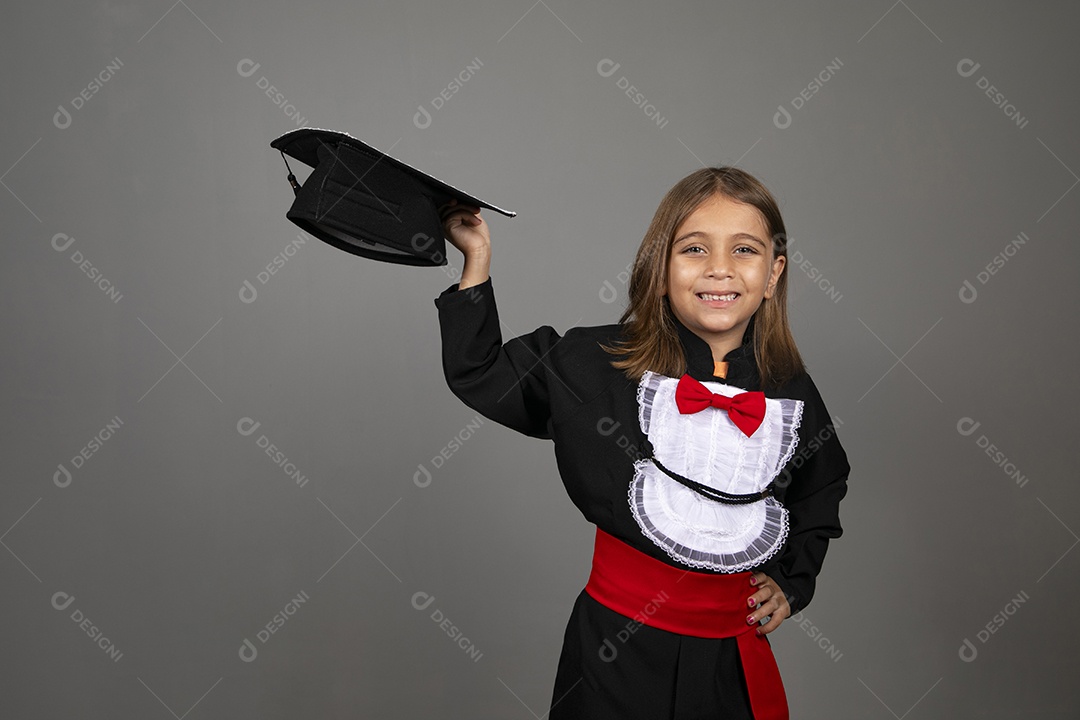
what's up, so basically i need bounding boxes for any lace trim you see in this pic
[628,461,790,572]
[773,398,804,479]
[637,371,661,435]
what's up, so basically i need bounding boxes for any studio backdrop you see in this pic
[2,1,1077,718]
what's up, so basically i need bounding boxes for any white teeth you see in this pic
[698,293,737,301]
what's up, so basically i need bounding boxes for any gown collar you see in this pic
[673,315,758,388]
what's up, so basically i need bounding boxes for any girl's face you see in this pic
[664,193,786,361]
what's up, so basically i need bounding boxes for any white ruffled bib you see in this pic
[629,371,805,572]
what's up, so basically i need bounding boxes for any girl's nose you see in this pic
[705,255,734,278]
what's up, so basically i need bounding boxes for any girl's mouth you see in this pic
[696,292,739,304]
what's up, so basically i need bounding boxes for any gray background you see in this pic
[3,1,1077,718]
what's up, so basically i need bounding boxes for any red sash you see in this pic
[584,527,789,720]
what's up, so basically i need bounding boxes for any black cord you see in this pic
[279,151,301,196]
[643,440,772,505]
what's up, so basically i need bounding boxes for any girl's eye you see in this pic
[734,246,758,255]
[682,245,705,254]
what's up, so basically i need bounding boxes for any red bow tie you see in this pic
[674,374,766,437]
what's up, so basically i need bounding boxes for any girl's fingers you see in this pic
[443,209,482,228]
[746,573,772,612]
[749,598,785,635]
[746,572,790,635]
[438,198,482,219]
[757,613,783,635]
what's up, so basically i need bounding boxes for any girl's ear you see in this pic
[764,254,786,299]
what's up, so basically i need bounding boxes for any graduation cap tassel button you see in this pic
[279,151,302,196]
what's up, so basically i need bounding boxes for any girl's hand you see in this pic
[439,199,490,258]
[746,572,791,636]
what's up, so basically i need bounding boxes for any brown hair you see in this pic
[601,167,804,390]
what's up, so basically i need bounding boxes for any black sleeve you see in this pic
[434,277,561,440]
[758,375,850,616]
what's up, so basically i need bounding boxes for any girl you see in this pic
[434,167,850,719]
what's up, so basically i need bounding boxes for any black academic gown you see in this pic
[435,278,850,719]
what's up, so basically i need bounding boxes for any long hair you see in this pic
[601,167,804,390]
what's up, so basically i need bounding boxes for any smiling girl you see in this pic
[435,167,850,719]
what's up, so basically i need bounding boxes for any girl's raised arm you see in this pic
[435,201,561,439]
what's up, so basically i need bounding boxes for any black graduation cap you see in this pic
[270,128,516,266]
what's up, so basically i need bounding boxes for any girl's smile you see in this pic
[664,193,786,361]
[695,291,739,307]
